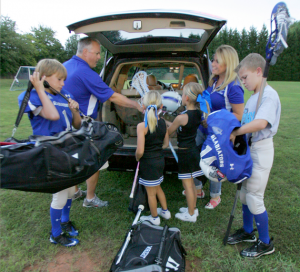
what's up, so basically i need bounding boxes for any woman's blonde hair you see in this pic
[35,59,67,79]
[183,82,208,111]
[209,45,240,90]
[143,91,162,134]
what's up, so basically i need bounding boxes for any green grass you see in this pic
[1,79,300,271]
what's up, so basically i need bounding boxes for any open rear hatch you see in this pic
[67,9,226,55]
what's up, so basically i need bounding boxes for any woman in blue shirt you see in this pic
[188,45,244,209]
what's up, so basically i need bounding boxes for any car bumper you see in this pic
[107,147,178,173]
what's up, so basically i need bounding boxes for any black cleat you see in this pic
[61,221,79,236]
[240,238,275,258]
[227,227,257,245]
[50,232,79,247]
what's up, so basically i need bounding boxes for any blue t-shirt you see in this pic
[207,79,244,112]
[18,89,74,136]
[63,56,114,119]
[199,79,244,135]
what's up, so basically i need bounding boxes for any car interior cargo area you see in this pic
[100,61,203,148]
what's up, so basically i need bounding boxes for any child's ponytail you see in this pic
[143,91,162,134]
[183,82,203,109]
[146,106,158,133]
[183,82,211,115]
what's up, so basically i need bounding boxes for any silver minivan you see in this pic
[67,10,226,172]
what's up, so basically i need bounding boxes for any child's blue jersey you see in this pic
[201,109,253,183]
[18,89,74,136]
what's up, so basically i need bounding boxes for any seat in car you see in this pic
[146,75,163,90]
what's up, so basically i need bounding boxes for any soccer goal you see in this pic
[10,66,35,91]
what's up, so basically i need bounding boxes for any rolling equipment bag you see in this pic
[110,216,186,271]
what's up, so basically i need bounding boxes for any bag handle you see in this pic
[155,225,169,265]
[12,81,34,137]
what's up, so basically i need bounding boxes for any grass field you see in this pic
[0,79,299,272]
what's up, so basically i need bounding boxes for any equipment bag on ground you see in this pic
[128,180,150,214]
[110,221,187,272]
[0,121,123,193]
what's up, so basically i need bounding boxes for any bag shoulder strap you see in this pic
[155,225,169,265]
[12,81,34,137]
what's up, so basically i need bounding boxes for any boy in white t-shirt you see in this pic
[227,53,281,258]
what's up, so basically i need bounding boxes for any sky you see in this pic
[1,0,299,46]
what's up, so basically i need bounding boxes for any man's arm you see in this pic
[108,92,143,113]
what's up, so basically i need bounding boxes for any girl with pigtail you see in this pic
[167,82,205,222]
[136,91,170,226]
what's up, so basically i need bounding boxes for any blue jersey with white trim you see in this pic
[198,79,244,136]
[208,79,244,112]
[200,109,253,183]
[63,56,114,119]
[18,89,74,136]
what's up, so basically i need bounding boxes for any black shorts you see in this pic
[177,147,202,179]
[139,156,164,187]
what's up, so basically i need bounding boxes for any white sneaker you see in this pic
[157,208,171,219]
[175,211,197,222]
[72,188,86,200]
[140,215,161,226]
[179,207,199,217]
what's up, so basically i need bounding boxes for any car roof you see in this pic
[67,9,226,55]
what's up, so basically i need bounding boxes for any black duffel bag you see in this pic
[110,221,187,272]
[0,121,123,193]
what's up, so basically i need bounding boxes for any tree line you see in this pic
[1,16,299,81]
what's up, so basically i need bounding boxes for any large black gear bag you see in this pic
[0,121,123,193]
[110,221,187,272]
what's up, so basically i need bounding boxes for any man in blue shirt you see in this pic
[64,37,143,208]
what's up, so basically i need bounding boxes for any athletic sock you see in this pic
[50,207,62,237]
[162,208,168,212]
[86,195,95,202]
[61,199,72,223]
[254,210,270,244]
[242,204,254,233]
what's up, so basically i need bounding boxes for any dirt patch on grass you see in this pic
[22,250,198,272]
[23,251,99,272]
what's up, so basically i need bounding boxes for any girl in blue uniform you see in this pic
[136,91,170,226]
[167,82,204,222]
[18,59,82,246]
[197,45,245,209]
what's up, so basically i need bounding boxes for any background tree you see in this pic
[65,34,80,60]
[256,24,269,57]
[0,16,36,77]
[95,31,125,73]
[27,25,66,63]
[248,26,258,53]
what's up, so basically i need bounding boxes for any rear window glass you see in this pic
[123,65,201,89]
[102,29,204,44]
